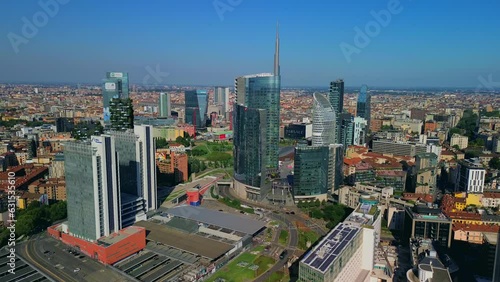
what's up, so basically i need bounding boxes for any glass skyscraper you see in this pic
[233,26,280,200]
[356,84,371,128]
[103,72,129,123]
[340,112,354,149]
[312,93,336,147]
[293,143,344,200]
[158,92,171,118]
[293,145,330,198]
[185,89,208,129]
[329,79,344,143]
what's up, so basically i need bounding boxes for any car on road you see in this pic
[74,268,80,273]
[279,250,287,259]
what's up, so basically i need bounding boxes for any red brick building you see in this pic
[47,225,146,265]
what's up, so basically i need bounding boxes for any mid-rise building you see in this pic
[298,203,380,282]
[56,117,75,133]
[185,90,209,130]
[158,92,171,118]
[455,158,485,193]
[450,133,468,149]
[353,116,367,146]
[403,205,453,248]
[284,123,312,140]
[372,140,427,157]
[293,144,342,201]
[102,72,129,124]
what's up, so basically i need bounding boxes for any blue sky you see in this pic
[0,0,499,87]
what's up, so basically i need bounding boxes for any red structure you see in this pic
[187,188,200,206]
[47,225,146,265]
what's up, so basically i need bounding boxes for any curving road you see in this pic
[219,185,299,281]
[18,236,78,282]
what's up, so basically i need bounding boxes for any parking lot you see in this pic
[19,233,130,282]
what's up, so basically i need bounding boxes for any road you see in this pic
[219,185,300,282]
[18,235,78,282]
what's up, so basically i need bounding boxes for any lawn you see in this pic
[207,253,275,282]
[298,230,320,250]
[265,271,288,282]
[252,245,266,253]
[278,230,289,245]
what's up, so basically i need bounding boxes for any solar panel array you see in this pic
[301,223,361,273]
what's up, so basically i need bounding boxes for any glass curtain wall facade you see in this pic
[293,145,330,197]
[329,79,344,143]
[233,104,267,188]
[185,90,208,129]
[312,93,336,147]
[159,92,170,118]
[356,84,371,125]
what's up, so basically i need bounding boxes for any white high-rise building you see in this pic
[353,116,367,146]
[134,125,158,210]
[456,158,485,193]
[312,93,336,147]
[64,135,121,241]
[214,86,230,120]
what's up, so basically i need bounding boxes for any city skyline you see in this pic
[1,0,499,88]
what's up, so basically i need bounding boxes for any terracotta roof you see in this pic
[453,222,500,233]
[344,157,362,166]
[484,192,500,199]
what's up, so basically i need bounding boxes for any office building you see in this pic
[293,145,333,202]
[64,135,121,241]
[185,90,208,130]
[411,152,439,195]
[411,108,427,121]
[353,116,367,146]
[403,205,452,248]
[103,72,129,124]
[450,133,468,149]
[372,140,427,157]
[298,203,380,282]
[455,158,485,193]
[233,26,280,200]
[356,84,370,126]
[214,86,230,119]
[158,92,171,118]
[328,79,344,143]
[340,113,354,149]
[393,118,423,134]
[109,98,134,131]
[311,93,336,147]
[284,123,312,140]
[55,117,75,133]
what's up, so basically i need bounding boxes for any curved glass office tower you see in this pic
[312,93,336,147]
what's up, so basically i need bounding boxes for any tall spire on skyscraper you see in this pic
[274,21,280,76]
